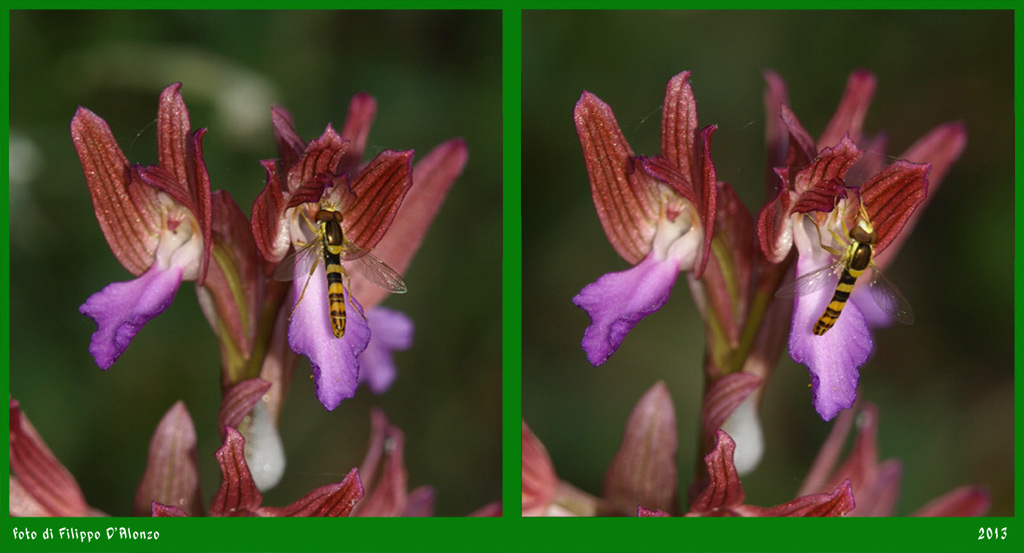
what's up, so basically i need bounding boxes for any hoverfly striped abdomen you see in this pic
[316,210,349,338]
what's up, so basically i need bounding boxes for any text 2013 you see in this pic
[978,527,1007,540]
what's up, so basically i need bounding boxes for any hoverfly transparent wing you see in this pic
[867,267,914,324]
[273,238,327,321]
[273,239,323,282]
[274,208,326,282]
[339,240,407,294]
[775,259,844,299]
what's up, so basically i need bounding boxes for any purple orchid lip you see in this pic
[573,252,682,366]
[360,307,414,394]
[573,203,704,366]
[285,259,370,411]
[783,211,871,421]
[80,263,185,370]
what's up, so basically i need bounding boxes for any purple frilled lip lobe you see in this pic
[360,307,413,394]
[757,70,964,421]
[80,262,186,369]
[573,241,688,366]
[786,218,874,421]
[572,72,717,366]
[285,260,371,411]
[71,83,213,370]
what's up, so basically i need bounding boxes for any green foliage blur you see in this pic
[10,10,501,516]
[523,10,1013,515]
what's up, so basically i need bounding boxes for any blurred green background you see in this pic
[523,10,1013,516]
[10,10,501,516]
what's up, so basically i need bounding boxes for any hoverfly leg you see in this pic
[289,258,320,319]
[806,212,846,258]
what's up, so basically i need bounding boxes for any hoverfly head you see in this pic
[851,217,876,244]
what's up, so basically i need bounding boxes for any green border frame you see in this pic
[2,1,1021,552]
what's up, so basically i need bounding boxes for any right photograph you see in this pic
[522,10,1013,521]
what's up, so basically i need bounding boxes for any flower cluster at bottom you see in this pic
[11,395,500,517]
[523,383,989,517]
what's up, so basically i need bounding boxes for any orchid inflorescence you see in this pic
[523,70,988,518]
[10,83,499,517]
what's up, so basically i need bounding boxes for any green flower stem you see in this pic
[242,278,290,382]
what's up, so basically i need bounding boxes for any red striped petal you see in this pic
[350,139,465,308]
[604,382,678,515]
[338,92,377,174]
[689,430,746,513]
[217,378,273,440]
[859,160,929,255]
[261,468,363,517]
[9,399,90,516]
[818,70,876,150]
[133,402,204,517]
[210,427,262,516]
[71,107,161,275]
[344,149,414,250]
[574,91,660,264]
[660,71,698,184]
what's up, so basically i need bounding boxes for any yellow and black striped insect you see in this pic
[779,202,913,336]
[275,207,407,338]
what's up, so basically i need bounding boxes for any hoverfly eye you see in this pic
[850,225,874,244]
[315,209,343,223]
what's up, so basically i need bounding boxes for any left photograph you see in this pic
[10,10,502,517]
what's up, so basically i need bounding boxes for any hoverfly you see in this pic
[777,200,914,336]
[275,206,407,338]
